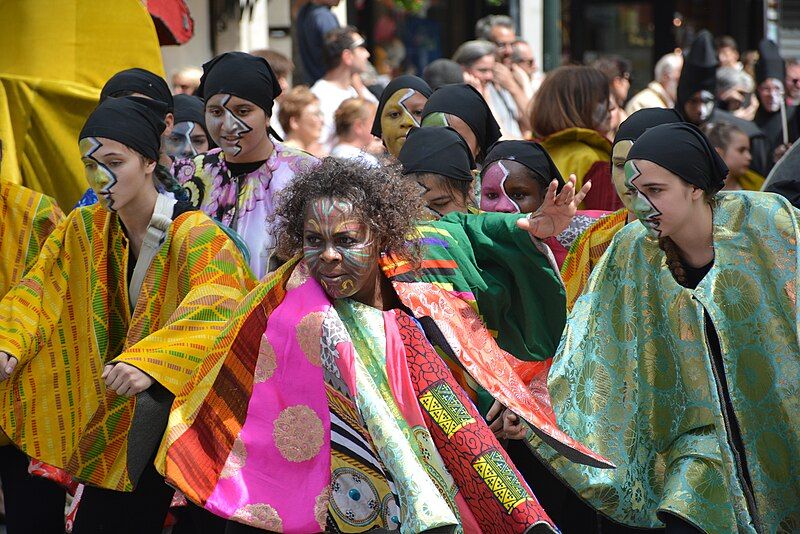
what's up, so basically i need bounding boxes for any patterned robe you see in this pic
[0,205,254,490]
[533,192,800,532]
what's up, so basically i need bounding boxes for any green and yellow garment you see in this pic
[0,179,63,297]
[532,192,800,532]
[0,205,254,491]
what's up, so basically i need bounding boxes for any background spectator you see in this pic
[786,58,800,106]
[279,86,325,156]
[330,97,380,166]
[625,52,682,114]
[171,66,202,95]
[423,59,464,90]
[511,40,544,99]
[311,26,377,152]
[475,14,516,67]
[716,35,742,70]
[296,0,341,84]
[716,66,757,121]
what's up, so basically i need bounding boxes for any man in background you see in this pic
[625,52,683,114]
[171,66,202,95]
[296,0,340,85]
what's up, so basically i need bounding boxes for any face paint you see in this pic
[421,112,480,159]
[206,94,254,157]
[80,137,118,211]
[624,160,662,237]
[303,198,379,300]
[413,173,469,219]
[480,161,519,213]
[380,89,427,158]
[164,121,202,160]
[611,140,634,210]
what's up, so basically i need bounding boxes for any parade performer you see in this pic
[519,122,800,532]
[0,138,66,533]
[0,96,254,533]
[159,158,612,533]
[421,83,502,163]
[164,93,215,161]
[174,52,318,279]
[561,108,684,308]
[371,75,433,160]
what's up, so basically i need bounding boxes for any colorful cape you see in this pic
[0,205,254,490]
[174,144,318,279]
[384,211,566,414]
[539,127,622,212]
[159,256,611,532]
[0,180,63,297]
[532,192,800,532]
[560,208,628,310]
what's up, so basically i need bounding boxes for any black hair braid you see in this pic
[658,236,687,286]
[154,163,189,202]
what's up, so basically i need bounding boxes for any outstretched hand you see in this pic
[516,174,591,239]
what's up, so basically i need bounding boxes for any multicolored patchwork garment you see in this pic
[0,205,254,491]
[159,249,611,532]
[0,180,63,296]
[532,192,800,532]
[560,208,628,310]
[174,143,318,278]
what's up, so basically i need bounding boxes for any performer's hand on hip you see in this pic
[103,362,154,396]
[516,174,591,239]
[0,352,17,381]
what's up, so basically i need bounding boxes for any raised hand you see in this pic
[0,352,17,381]
[102,362,154,397]
[516,174,591,239]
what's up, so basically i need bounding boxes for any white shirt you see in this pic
[330,143,380,167]
[311,79,378,151]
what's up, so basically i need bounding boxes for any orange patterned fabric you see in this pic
[561,208,628,310]
[0,205,253,490]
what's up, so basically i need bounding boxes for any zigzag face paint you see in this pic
[164,121,209,160]
[480,161,519,213]
[380,88,427,157]
[303,197,379,300]
[625,160,662,237]
[205,93,257,157]
[80,137,118,211]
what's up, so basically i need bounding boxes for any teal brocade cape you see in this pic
[532,192,800,533]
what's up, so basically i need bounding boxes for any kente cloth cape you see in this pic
[174,144,319,279]
[0,205,254,491]
[0,180,63,297]
[158,222,611,533]
[530,192,800,532]
[539,127,622,212]
[0,0,165,209]
[560,208,628,310]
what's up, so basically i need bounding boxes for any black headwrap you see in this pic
[627,122,728,193]
[421,84,501,156]
[80,96,167,162]
[482,140,564,186]
[755,39,786,85]
[173,94,208,131]
[676,30,718,114]
[198,51,282,117]
[613,108,684,147]
[100,68,174,113]
[371,75,433,137]
[399,126,475,181]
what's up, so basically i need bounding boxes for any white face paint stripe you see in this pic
[399,88,420,127]
[498,161,521,213]
[83,137,119,211]
[628,160,663,236]
[221,94,253,156]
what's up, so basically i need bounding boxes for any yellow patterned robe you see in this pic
[0,205,254,491]
[0,179,63,297]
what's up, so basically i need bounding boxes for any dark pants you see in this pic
[172,502,228,534]
[71,460,174,534]
[0,445,66,534]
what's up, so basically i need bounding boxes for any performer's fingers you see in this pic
[574,180,592,206]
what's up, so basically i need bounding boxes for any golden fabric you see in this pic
[0,0,165,208]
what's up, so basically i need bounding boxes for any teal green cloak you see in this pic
[532,192,800,533]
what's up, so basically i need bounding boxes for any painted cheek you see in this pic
[480,163,519,213]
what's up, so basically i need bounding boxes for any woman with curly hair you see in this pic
[159,157,611,533]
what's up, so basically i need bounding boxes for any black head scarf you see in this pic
[677,30,718,114]
[173,94,208,132]
[755,39,786,85]
[482,140,564,186]
[420,84,501,157]
[399,126,475,181]
[627,122,728,193]
[100,68,174,113]
[80,96,166,161]
[613,108,684,147]
[198,52,282,116]
[371,75,433,137]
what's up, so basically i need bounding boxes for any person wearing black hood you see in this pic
[370,75,433,160]
[676,30,770,176]
[163,93,215,160]
[753,38,800,172]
